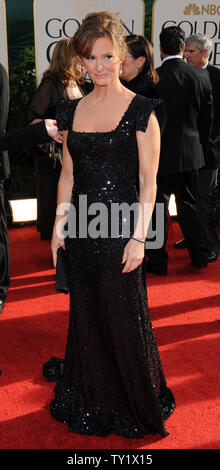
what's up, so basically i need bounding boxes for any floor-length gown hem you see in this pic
[50,383,174,438]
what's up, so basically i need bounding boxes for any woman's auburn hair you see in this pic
[42,37,84,85]
[71,10,127,59]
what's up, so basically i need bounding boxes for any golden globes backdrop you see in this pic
[33,0,145,85]
[152,0,220,67]
[0,0,8,72]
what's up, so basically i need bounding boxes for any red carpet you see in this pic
[0,224,220,450]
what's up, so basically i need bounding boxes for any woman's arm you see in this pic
[121,111,160,273]
[0,119,63,151]
[0,120,62,152]
[51,130,74,267]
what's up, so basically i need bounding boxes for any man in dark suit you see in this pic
[182,34,220,260]
[147,26,213,275]
[0,62,10,313]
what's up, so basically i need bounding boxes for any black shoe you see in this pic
[43,357,64,382]
[0,299,5,315]
[174,239,187,249]
[146,260,168,276]
[207,251,218,263]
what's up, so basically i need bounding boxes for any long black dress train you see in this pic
[50,94,175,438]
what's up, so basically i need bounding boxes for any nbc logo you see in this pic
[183,3,220,15]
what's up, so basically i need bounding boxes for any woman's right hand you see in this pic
[45,119,64,143]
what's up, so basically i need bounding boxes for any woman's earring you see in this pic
[119,64,123,75]
[77,64,84,72]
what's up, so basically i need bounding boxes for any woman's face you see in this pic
[121,51,145,81]
[81,36,121,86]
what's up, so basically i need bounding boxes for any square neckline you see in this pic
[70,94,137,135]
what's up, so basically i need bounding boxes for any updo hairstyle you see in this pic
[71,11,127,60]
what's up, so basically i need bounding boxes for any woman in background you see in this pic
[120,34,159,99]
[27,38,91,240]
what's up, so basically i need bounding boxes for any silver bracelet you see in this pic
[131,236,145,244]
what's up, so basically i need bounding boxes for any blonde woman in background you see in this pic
[27,38,92,240]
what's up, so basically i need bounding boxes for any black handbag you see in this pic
[56,246,69,294]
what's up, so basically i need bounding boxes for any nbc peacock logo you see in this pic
[184,3,200,14]
[183,3,220,15]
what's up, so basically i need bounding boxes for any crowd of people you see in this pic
[121,29,220,274]
[0,10,219,438]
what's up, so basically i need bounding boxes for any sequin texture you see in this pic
[50,94,175,437]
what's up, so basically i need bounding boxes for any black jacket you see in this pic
[0,63,10,179]
[0,121,50,153]
[156,58,213,175]
[120,69,158,99]
[206,63,220,168]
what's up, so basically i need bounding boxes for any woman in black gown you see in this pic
[50,11,175,438]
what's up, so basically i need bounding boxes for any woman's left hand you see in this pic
[51,228,65,268]
[121,238,145,273]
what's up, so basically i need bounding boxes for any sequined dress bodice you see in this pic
[59,95,165,238]
[50,94,175,438]
[68,96,139,207]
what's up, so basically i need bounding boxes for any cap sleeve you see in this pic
[56,99,79,131]
[135,95,167,135]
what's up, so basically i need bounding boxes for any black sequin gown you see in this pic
[50,94,175,438]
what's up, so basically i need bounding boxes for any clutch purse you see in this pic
[38,141,62,164]
[56,246,69,294]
